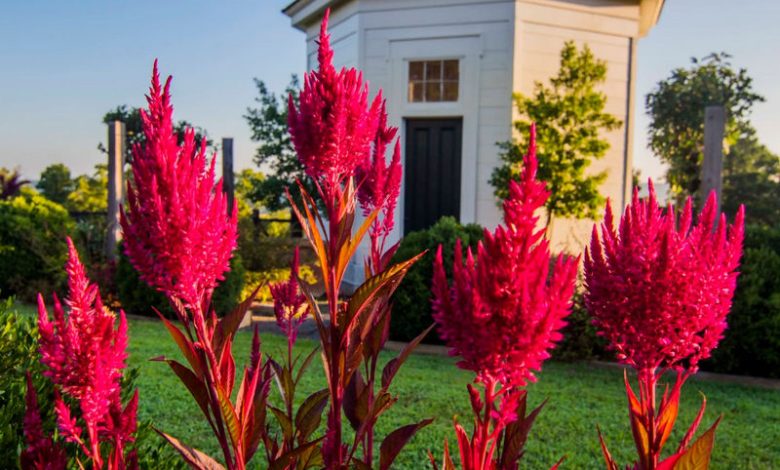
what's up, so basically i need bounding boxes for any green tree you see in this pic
[244,75,315,211]
[37,163,74,204]
[67,164,108,212]
[100,105,211,161]
[645,52,764,204]
[490,41,621,224]
[721,132,780,226]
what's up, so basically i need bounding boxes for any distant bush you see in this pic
[116,243,246,318]
[0,191,74,301]
[389,217,484,343]
[553,291,608,362]
[705,224,780,378]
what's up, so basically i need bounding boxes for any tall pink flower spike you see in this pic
[35,238,137,469]
[120,60,238,309]
[287,8,382,189]
[584,182,744,470]
[430,125,577,470]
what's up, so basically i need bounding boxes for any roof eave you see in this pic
[638,0,665,37]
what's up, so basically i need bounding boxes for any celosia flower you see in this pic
[21,374,67,470]
[356,101,402,273]
[287,9,381,186]
[584,182,745,372]
[121,61,237,308]
[356,101,401,236]
[37,238,137,468]
[432,126,578,387]
[269,247,309,346]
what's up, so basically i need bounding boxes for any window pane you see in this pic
[425,61,442,80]
[443,60,459,80]
[425,82,441,101]
[409,61,424,81]
[409,81,424,102]
[443,81,459,101]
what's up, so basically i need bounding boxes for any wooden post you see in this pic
[106,120,126,262]
[222,138,235,213]
[701,106,725,212]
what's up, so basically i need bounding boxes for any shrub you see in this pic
[705,224,780,378]
[552,291,607,362]
[0,297,54,465]
[116,243,246,317]
[0,191,74,301]
[389,216,483,343]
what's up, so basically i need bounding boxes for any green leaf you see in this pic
[379,418,434,470]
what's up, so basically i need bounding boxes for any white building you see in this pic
[283,0,663,283]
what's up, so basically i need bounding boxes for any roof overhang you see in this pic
[638,0,665,37]
[283,0,337,31]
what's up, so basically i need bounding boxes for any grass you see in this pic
[15,304,780,468]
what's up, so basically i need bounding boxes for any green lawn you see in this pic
[118,316,780,469]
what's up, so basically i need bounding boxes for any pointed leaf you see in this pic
[155,358,211,425]
[597,426,620,470]
[295,389,329,441]
[156,430,225,470]
[672,417,721,470]
[379,418,434,470]
[270,405,293,441]
[343,370,368,431]
[214,283,262,357]
[216,387,242,451]
[268,438,324,470]
[382,324,434,389]
[158,313,204,377]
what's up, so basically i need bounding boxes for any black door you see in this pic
[404,118,462,234]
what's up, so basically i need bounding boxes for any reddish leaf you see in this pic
[268,438,324,470]
[270,405,293,441]
[295,389,329,441]
[154,358,211,426]
[677,393,708,454]
[157,312,204,377]
[216,387,242,451]
[343,370,368,431]
[672,416,721,470]
[597,426,620,470]
[382,324,434,389]
[379,418,434,470]
[214,283,262,357]
[156,430,225,470]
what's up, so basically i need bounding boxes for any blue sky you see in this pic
[1,0,778,183]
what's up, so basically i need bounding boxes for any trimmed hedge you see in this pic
[0,191,74,301]
[116,243,246,318]
[389,217,484,343]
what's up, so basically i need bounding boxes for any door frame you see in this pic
[386,34,482,235]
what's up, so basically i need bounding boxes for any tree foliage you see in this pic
[67,164,108,212]
[37,163,73,205]
[490,41,621,222]
[244,75,316,211]
[100,105,211,161]
[645,52,764,204]
[722,132,780,226]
